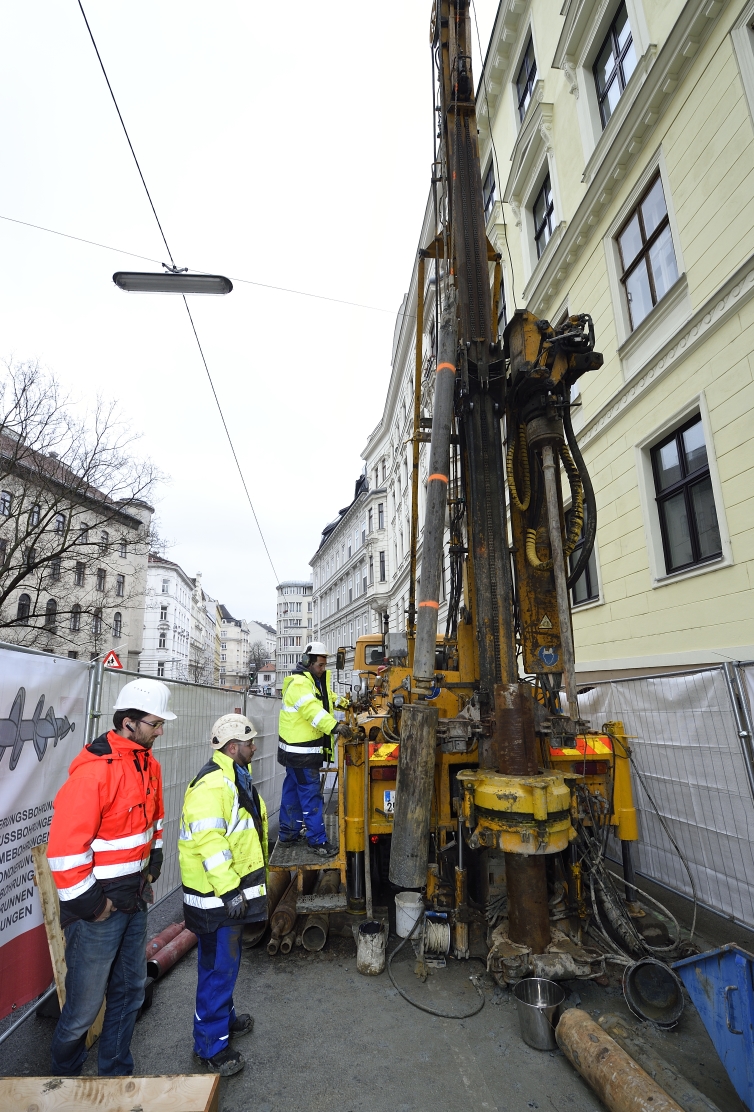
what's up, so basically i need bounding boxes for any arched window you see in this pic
[44,599,57,627]
[113,612,122,638]
[54,513,66,534]
[16,594,31,623]
[70,604,81,632]
[29,504,41,527]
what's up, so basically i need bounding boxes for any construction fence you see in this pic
[575,662,754,931]
[0,642,283,1019]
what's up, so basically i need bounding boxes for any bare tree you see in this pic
[0,359,163,656]
[248,639,268,684]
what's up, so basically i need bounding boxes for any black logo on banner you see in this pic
[0,688,76,771]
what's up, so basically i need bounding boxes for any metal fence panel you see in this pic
[577,667,754,929]
[100,671,283,904]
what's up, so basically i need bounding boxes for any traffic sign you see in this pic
[103,651,123,669]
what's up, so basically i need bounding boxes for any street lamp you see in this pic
[113,269,233,295]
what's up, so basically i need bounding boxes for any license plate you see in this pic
[383,790,396,814]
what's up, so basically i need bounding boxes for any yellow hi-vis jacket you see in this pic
[277,666,346,768]
[178,750,268,933]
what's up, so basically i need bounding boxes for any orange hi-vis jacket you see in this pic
[47,730,164,923]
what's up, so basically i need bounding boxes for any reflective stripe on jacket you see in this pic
[178,750,269,933]
[47,731,164,923]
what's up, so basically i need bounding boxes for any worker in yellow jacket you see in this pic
[277,641,349,857]
[179,714,268,1077]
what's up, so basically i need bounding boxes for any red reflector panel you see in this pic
[573,761,609,775]
[371,767,397,781]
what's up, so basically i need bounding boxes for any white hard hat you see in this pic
[211,713,258,749]
[113,678,177,720]
[303,641,328,659]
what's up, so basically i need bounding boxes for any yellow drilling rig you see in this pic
[336,0,644,980]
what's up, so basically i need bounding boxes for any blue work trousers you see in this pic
[50,909,147,1076]
[279,766,326,844]
[193,925,243,1059]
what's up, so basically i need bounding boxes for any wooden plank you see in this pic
[32,844,105,1048]
[0,1074,219,1112]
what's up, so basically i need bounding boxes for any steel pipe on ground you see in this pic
[301,870,341,952]
[279,929,296,955]
[267,871,316,954]
[146,928,198,980]
[145,921,184,958]
[556,1009,684,1112]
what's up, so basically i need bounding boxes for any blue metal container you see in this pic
[673,944,754,1111]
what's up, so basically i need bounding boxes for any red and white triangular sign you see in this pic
[103,650,123,669]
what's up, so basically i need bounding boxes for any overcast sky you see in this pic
[0,1,497,625]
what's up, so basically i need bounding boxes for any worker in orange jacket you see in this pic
[47,678,175,1077]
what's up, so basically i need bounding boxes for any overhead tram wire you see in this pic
[75,0,286,582]
[0,213,400,318]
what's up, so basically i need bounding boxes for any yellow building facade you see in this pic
[479,0,754,677]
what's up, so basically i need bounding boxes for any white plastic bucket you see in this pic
[395,891,423,938]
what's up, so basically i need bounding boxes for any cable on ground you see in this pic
[387,912,485,1019]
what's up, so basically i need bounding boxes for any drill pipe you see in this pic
[301,869,341,951]
[145,921,184,957]
[268,871,316,948]
[146,928,198,980]
[279,928,296,955]
[556,1009,684,1112]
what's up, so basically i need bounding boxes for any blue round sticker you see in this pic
[538,646,559,667]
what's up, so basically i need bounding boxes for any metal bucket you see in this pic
[623,958,684,1028]
[513,977,565,1050]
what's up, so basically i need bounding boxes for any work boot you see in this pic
[279,831,307,845]
[230,1013,254,1038]
[195,1047,245,1076]
[309,840,338,858]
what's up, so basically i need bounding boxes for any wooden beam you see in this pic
[0,1074,219,1112]
[32,845,105,1048]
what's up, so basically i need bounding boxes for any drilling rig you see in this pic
[338,0,644,979]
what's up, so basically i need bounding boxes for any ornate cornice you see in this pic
[578,256,754,451]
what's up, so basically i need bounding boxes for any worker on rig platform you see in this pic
[277,640,350,856]
[47,678,173,1077]
[178,713,268,1077]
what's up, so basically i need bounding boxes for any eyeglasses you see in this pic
[139,719,164,729]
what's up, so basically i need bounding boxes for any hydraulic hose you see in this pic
[563,402,597,590]
[387,911,485,1019]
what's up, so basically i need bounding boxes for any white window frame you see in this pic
[511,24,540,135]
[634,391,732,589]
[731,3,754,127]
[603,146,690,378]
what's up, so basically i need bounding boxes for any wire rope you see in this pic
[387,911,485,1019]
[75,0,280,582]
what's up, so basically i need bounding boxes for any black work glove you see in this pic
[222,889,247,919]
[334,723,353,740]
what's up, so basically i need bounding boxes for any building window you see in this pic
[516,37,537,121]
[361,520,367,545]
[0,490,11,516]
[379,551,386,582]
[55,513,66,534]
[566,506,599,604]
[651,416,722,574]
[348,538,352,558]
[16,593,31,623]
[368,508,374,533]
[159,631,167,649]
[221,653,227,661]
[116,574,125,597]
[50,557,61,581]
[617,175,678,331]
[78,524,89,544]
[498,276,507,334]
[378,503,385,529]
[96,568,106,591]
[483,162,496,225]
[162,578,169,594]
[157,662,165,677]
[113,612,122,638]
[70,604,81,632]
[369,554,374,585]
[92,609,103,635]
[533,175,554,259]
[119,539,127,558]
[362,568,368,595]
[29,504,41,527]
[68,651,78,659]
[0,538,6,566]
[160,604,168,621]
[594,3,636,128]
[75,562,85,586]
[99,531,109,552]
[26,546,36,570]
